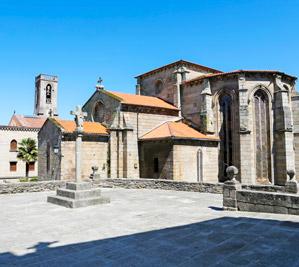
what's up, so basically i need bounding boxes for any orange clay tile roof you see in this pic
[140,121,219,141]
[8,115,46,128]
[53,118,108,135]
[107,91,179,111]
[184,70,297,85]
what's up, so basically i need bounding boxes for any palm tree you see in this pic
[17,138,38,178]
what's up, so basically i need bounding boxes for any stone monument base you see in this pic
[47,182,110,208]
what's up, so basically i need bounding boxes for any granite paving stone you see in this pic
[0,188,299,266]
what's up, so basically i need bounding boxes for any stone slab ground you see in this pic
[0,188,299,266]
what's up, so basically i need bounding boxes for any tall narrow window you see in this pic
[46,143,50,173]
[154,158,159,173]
[254,90,271,184]
[219,95,233,179]
[46,84,52,104]
[10,140,17,151]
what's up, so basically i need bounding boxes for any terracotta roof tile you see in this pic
[8,115,46,128]
[53,118,108,135]
[107,91,179,111]
[140,121,219,141]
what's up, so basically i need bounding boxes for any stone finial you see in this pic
[285,169,298,194]
[287,169,296,181]
[226,166,239,182]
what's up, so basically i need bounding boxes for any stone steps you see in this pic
[56,188,102,199]
[47,181,110,208]
[47,195,110,208]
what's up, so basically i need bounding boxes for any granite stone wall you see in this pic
[236,190,299,215]
[0,181,65,194]
[95,178,223,194]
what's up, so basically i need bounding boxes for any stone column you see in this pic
[200,79,215,134]
[75,132,83,182]
[274,75,295,185]
[173,66,189,117]
[238,74,254,184]
[223,166,241,211]
[109,129,118,178]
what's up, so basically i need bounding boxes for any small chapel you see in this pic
[38,60,299,185]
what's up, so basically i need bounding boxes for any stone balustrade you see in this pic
[223,166,299,215]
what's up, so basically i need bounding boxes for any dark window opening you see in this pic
[10,162,17,172]
[154,158,159,173]
[46,143,50,173]
[29,162,35,171]
[46,84,52,104]
[219,94,233,179]
[10,140,17,151]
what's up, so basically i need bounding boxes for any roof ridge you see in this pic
[167,121,174,137]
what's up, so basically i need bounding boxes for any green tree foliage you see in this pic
[17,138,38,178]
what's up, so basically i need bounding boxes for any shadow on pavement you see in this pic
[1,216,299,267]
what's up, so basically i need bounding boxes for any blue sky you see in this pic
[0,0,298,124]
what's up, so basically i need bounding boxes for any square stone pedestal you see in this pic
[47,182,110,208]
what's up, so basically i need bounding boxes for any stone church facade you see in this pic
[38,60,298,185]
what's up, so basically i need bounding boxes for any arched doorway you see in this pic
[254,89,271,184]
[219,94,233,180]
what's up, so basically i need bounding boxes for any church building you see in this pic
[38,60,299,185]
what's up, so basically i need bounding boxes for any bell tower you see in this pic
[34,74,58,117]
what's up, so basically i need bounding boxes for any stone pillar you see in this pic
[124,129,140,179]
[285,169,298,194]
[75,133,82,182]
[109,129,118,178]
[223,166,241,210]
[173,66,189,117]
[200,79,215,134]
[274,75,295,185]
[238,74,254,184]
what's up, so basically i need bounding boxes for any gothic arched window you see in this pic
[254,89,271,184]
[46,84,52,104]
[155,80,163,95]
[93,102,105,122]
[219,94,233,180]
[10,140,17,151]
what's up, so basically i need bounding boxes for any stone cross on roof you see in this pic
[70,105,87,132]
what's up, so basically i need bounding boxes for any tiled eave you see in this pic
[139,136,219,142]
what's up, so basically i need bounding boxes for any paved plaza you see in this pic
[0,188,299,267]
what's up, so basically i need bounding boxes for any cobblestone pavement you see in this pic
[0,188,299,267]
